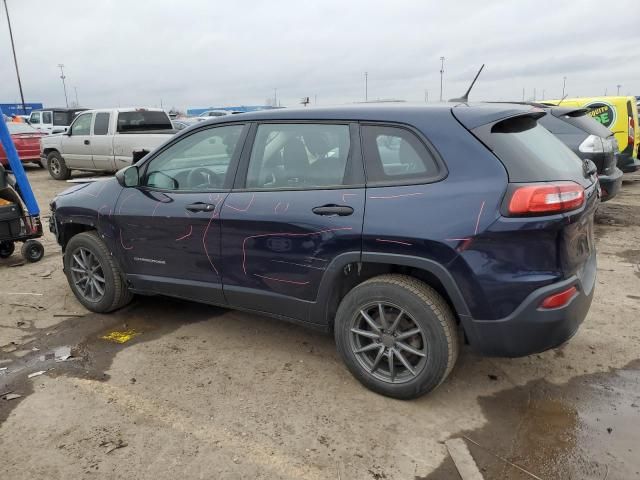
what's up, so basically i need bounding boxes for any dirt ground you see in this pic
[1,167,639,479]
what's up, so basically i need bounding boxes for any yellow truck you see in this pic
[542,96,640,173]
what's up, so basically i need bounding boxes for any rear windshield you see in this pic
[117,111,172,132]
[561,113,612,138]
[474,115,585,182]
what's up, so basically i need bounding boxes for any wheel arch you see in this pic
[311,252,471,329]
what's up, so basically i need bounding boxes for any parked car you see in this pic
[28,108,88,134]
[533,105,623,201]
[40,108,176,180]
[1,122,45,168]
[49,104,598,399]
[541,96,640,173]
[196,110,241,121]
[172,118,200,130]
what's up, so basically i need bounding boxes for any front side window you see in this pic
[362,125,440,184]
[144,124,244,191]
[246,123,351,189]
[70,113,92,136]
[30,112,41,124]
[42,111,52,124]
[94,112,110,135]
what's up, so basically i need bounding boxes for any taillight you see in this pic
[508,182,585,215]
[540,286,577,309]
[629,116,635,147]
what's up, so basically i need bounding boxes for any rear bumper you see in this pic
[461,251,596,357]
[598,167,623,202]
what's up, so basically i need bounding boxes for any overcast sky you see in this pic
[1,0,639,110]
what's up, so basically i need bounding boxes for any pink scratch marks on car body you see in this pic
[242,227,353,275]
[474,201,486,235]
[201,194,224,275]
[80,179,109,198]
[119,229,133,250]
[225,193,255,212]
[375,238,412,246]
[117,190,138,215]
[97,205,111,222]
[175,225,193,241]
[151,201,163,218]
[253,274,310,286]
[368,192,425,199]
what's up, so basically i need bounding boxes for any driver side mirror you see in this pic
[116,165,140,188]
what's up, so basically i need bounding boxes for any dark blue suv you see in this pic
[50,104,598,399]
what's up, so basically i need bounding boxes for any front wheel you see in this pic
[334,274,459,399]
[21,240,44,262]
[47,151,70,180]
[0,241,15,258]
[64,231,133,313]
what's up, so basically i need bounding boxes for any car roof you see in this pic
[196,102,535,129]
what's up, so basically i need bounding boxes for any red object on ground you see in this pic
[0,123,43,166]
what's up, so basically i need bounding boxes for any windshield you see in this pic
[117,111,172,132]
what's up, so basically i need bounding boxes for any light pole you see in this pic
[425,89,428,103]
[3,0,27,115]
[58,64,69,107]
[74,86,79,107]
[616,84,622,95]
[364,71,368,102]
[273,88,277,107]
[562,76,567,97]
[439,57,445,102]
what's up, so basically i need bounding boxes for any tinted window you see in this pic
[30,112,41,124]
[144,124,244,191]
[42,111,52,124]
[94,112,110,135]
[552,113,612,138]
[474,116,584,182]
[246,123,351,189]
[117,111,172,132]
[538,115,583,135]
[362,125,440,184]
[70,113,92,136]
[53,111,70,126]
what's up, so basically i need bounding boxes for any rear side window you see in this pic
[42,111,52,124]
[94,112,110,135]
[560,114,612,138]
[474,116,584,182]
[117,111,172,132]
[53,112,70,126]
[361,125,440,185]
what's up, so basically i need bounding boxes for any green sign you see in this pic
[585,101,616,128]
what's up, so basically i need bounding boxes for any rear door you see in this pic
[220,122,365,323]
[91,111,114,171]
[62,112,93,168]
[41,111,53,133]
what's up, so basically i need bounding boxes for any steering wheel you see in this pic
[186,167,222,189]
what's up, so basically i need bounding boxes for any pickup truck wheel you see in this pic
[334,274,459,399]
[47,151,70,180]
[64,231,133,313]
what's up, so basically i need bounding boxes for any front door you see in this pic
[113,123,248,305]
[220,122,365,323]
[62,111,93,168]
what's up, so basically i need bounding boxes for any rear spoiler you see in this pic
[549,107,590,118]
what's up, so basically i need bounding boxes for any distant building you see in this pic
[186,105,278,116]
[0,103,43,116]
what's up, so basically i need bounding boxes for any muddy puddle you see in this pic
[424,361,640,480]
[0,297,224,425]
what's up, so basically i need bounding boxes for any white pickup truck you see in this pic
[40,108,176,180]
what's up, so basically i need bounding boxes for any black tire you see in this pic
[21,240,44,262]
[334,274,459,400]
[0,241,15,258]
[64,231,133,313]
[47,151,71,180]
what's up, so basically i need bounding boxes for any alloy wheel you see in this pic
[50,157,60,175]
[70,247,106,302]
[349,302,428,384]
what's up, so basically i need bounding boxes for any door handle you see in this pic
[312,204,354,216]
[186,202,215,212]
[84,140,90,145]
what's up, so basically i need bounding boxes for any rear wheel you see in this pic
[0,241,15,258]
[64,231,133,312]
[334,274,459,399]
[21,240,44,262]
[47,151,70,180]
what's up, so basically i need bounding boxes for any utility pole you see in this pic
[74,86,79,107]
[3,0,27,115]
[314,94,317,105]
[273,88,277,107]
[364,71,368,102]
[562,76,567,97]
[605,87,608,96]
[533,88,536,101]
[522,88,525,101]
[425,89,428,103]
[542,89,545,99]
[439,56,445,102]
[616,84,622,95]
[58,64,69,107]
